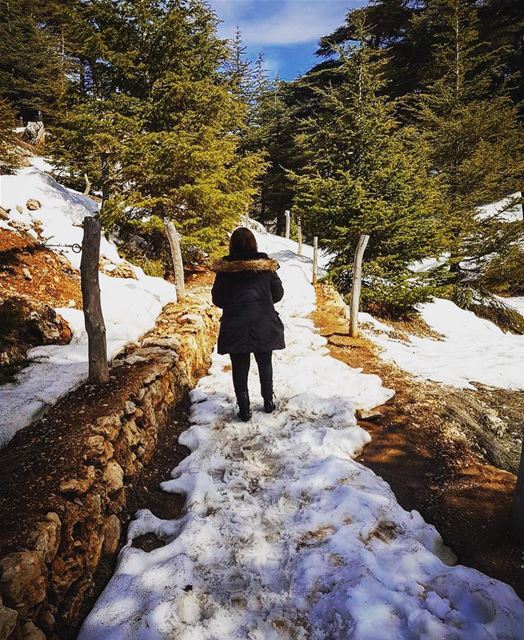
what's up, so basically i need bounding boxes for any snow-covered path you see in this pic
[79,233,524,640]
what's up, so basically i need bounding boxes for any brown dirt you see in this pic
[313,283,524,598]
[0,228,82,308]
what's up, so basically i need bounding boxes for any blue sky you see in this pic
[208,0,365,80]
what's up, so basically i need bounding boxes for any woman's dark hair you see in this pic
[229,227,258,256]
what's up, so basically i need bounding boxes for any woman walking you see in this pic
[211,228,285,421]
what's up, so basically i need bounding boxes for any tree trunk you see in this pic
[285,210,291,239]
[512,439,524,539]
[164,220,186,302]
[100,153,110,205]
[312,236,319,285]
[349,234,370,338]
[80,218,109,384]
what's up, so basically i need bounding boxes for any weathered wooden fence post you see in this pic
[297,217,303,256]
[81,218,109,384]
[83,173,91,197]
[349,234,370,338]
[164,219,186,302]
[512,438,524,539]
[312,236,319,285]
[285,210,291,239]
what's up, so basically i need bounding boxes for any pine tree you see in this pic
[51,0,265,256]
[0,0,64,120]
[0,99,21,173]
[293,10,446,316]
[412,0,524,277]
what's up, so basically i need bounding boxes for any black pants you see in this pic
[230,351,273,398]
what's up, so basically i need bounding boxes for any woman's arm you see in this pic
[211,273,225,308]
[270,272,284,303]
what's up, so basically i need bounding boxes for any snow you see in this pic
[246,218,332,271]
[476,192,523,223]
[0,165,177,447]
[505,296,524,317]
[79,231,524,640]
[363,297,524,390]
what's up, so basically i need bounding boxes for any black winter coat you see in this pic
[211,251,285,355]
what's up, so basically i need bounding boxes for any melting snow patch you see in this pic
[364,297,524,390]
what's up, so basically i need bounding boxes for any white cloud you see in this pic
[209,0,358,46]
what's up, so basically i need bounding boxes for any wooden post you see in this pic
[164,219,186,302]
[297,217,303,256]
[81,218,109,384]
[83,173,91,197]
[285,210,290,239]
[349,234,370,338]
[312,236,319,285]
[512,438,524,539]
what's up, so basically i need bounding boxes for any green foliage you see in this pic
[291,11,446,315]
[411,0,524,272]
[0,99,21,173]
[480,246,524,296]
[49,0,265,256]
[0,0,64,120]
[450,286,524,335]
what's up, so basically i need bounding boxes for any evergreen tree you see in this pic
[51,0,265,256]
[0,0,64,120]
[293,10,446,315]
[412,0,524,276]
[224,26,256,107]
[0,99,20,173]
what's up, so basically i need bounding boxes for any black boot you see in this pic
[236,391,251,422]
[263,395,276,414]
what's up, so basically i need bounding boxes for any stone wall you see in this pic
[0,290,218,639]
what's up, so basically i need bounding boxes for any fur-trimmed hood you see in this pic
[212,257,279,273]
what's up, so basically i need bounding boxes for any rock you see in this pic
[122,420,141,447]
[20,620,46,640]
[0,206,9,221]
[103,460,124,493]
[102,515,121,555]
[59,465,96,495]
[107,488,126,514]
[8,220,30,233]
[0,596,17,640]
[0,551,46,614]
[26,302,72,346]
[92,415,121,441]
[110,263,137,280]
[99,257,137,280]
[124,400,136,415]
[356,408,383,421]
[23,122,46,146]
[15,205,23,214]
[29,513,61,563]
[22,267,32,281]
[26,199,41,211]
[84,435,114,465]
